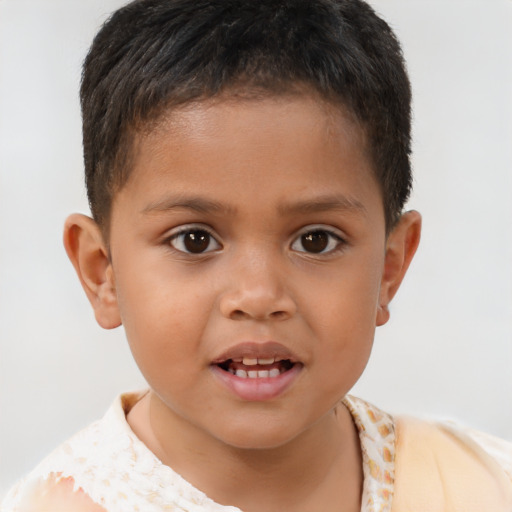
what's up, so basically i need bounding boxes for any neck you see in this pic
[128,392,363,512]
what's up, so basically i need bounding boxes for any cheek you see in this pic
[306,254,383,376]
[309,255,383,331]
[114,271,209,379]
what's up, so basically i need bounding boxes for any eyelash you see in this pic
[165,224,346,256]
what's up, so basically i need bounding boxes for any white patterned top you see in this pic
[1,391,396,512]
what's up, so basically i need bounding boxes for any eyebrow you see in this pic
[142,193,366,216]
[278,194,367,215]
[142,195,234,215]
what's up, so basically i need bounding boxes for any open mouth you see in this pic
[216,356,296,379]
[211,345,303,400]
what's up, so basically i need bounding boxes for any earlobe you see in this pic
[376,210,421,326]
[63,214,122,330]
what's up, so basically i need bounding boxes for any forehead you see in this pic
[134,91,368,158]
[114,94,383,223]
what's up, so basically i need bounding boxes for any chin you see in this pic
[213,419,303,451]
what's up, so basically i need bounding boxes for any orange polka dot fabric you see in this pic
[343,396,395,512]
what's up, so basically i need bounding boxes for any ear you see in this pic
[63,213,121,330]
[376,210,422,326]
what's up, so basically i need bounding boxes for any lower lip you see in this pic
[210,364,302,401]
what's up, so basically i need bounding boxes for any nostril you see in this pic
[230,309,248,320]
[229,309,289,321]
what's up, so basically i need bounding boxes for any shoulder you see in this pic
[2,474,107,512]
[393,415,512,512]
[1,392,146,512]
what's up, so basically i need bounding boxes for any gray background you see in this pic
[1,0,511,495]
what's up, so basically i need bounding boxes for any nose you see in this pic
[219,253,297,322]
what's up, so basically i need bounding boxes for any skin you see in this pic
[64,95,421,512]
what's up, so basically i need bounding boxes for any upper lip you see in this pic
[211,341,300,364]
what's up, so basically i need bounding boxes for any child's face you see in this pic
[78,95,416,449]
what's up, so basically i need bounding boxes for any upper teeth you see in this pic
[242,357,276,365]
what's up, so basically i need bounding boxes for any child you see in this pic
[2,0,511,511]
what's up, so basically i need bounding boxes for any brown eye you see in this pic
[301,232,329,253]
[170,229,221,254]
[184,231,210,253]
[291,228,343,254]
